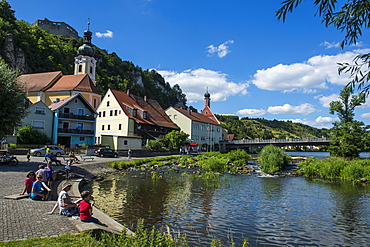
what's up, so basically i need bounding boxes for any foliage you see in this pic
[329,121,368,158]
[17,125,51,144]
[329,87,365,124]
[276,0,370,95]
[0,58,27,138]
[163,130,189,151]
[216,115,329,140]
[227,149,251,165]
[328,87,368,158]
[147,140,164,151]
[201,157,228,172]
[298,156,370,182]
[258,146,291,174]
[0,2,186,109]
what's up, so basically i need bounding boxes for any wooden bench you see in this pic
[80,155,94,162]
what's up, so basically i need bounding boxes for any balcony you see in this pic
[59,112,94,120]
[58,128,94,135]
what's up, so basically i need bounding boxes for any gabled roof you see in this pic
[110,89,177,129]
[19,71,62,92]
[201,106,220,124]
[170,107,221,126]
[46,74,101,95]
[48,93,97,114]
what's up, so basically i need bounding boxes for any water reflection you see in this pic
[92,172,370,246]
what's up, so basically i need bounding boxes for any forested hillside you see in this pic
[0,1,186,109]
[216,115,330,140]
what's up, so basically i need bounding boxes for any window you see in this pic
[35,107,45,114]
[75,100,78,104]
[78,64,82,73]
[132,109,137,117]
[103,111,106,117]
[77,123,83,130]
[90,66,93,74]
[119,110,121,114]
[118,124,122,130]
[168,115,172,118]
[102,125,105,130]
[63,122,69,129]
[124,140,128,145]
[217,128,220,132]
[107,101,110,107]
[174,115,177,119]
[114,110,118,116]
[107,125,110,130]
[94,99,97,108]
[78,109,84,115]
[99,112,101,117]
[64,107,70,114]
[143,111,147,119]
[110,110,113,116]
[79,137,85,142]
[32,120,44,129]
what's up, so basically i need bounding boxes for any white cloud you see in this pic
[95,30,114,38]
[207,40,234,58]
[267,103,316,115]
[250,51,366,92]
[361,112,370,119]
[236,108,266,117]
[283,116,337,128]
[320,41,341,49]
[315,94,339,107]
[157,68,248,103]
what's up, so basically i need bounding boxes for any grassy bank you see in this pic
[298,157,370,182]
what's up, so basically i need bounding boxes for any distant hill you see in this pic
[0,1,186,109]
[216,115,330,140]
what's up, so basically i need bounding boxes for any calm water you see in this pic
[92,152,370,246]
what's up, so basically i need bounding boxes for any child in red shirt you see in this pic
[79,191,106,226]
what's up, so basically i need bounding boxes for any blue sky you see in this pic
[8,0,370,129]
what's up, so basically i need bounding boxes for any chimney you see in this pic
[127,89,130,96]
[187,107,191,115]
[144,96,147,102]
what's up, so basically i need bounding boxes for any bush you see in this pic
[227,149,251,164]
[258,146,291,174]
[341,163,368,181]
[202,157,228,172]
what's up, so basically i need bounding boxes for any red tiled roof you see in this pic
[19,71,62,92]
[110,89,177,129]
[172,107,221,126]
[46,74,101,94]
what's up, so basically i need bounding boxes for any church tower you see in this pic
[74,22,97,83]
[204,87,211,107]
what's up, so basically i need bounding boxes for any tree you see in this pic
[329,86,365,124]
[164,130,189,151]
[0,59,27,138]
[328,87,367,158]
[17,125,51,144]
[258,145,291,174]
[276,0,370,94]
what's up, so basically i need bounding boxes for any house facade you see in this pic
[95,89,178,151]
[48,94,97,148]
[165,90,222,150]
[21,101,54,140]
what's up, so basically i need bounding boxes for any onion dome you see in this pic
[77,23,95,57]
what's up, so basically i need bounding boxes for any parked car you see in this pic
[31,146,65,157]
[94,148,118,157]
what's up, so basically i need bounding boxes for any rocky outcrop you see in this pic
[2,34,26,73]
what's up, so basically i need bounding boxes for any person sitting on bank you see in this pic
[69,152,79,164]
[35,165,48,184]
[46,183,80,216]
[80,191,106,226]
[49,154,62,166]
[30,174,51,200]
[19,171,36,195]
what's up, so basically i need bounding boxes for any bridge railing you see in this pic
[227,138,329,144]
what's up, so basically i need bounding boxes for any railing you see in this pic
[59,112,94,120]
[226,138,330,144]
[58,128,94,134]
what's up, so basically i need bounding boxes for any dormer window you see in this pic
[143,111,147,119]
[132,109,137,117]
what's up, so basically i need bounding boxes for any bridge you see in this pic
[220,138,330,152]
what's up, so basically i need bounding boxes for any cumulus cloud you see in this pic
[361,112,370,119]
[96,30,114,38]
[236,108,266,117]
[207,40,234,58]
[320,41,341,49]
[250,51,367,92]
[267,103,316,115]
[315,94,339,107]
[283,116,337,128]
[157,68,248,103]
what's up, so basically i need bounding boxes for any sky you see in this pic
[7,0,370,129]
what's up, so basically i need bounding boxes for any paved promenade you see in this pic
[0,154,130,242]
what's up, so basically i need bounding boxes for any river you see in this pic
[91,152,370,246]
